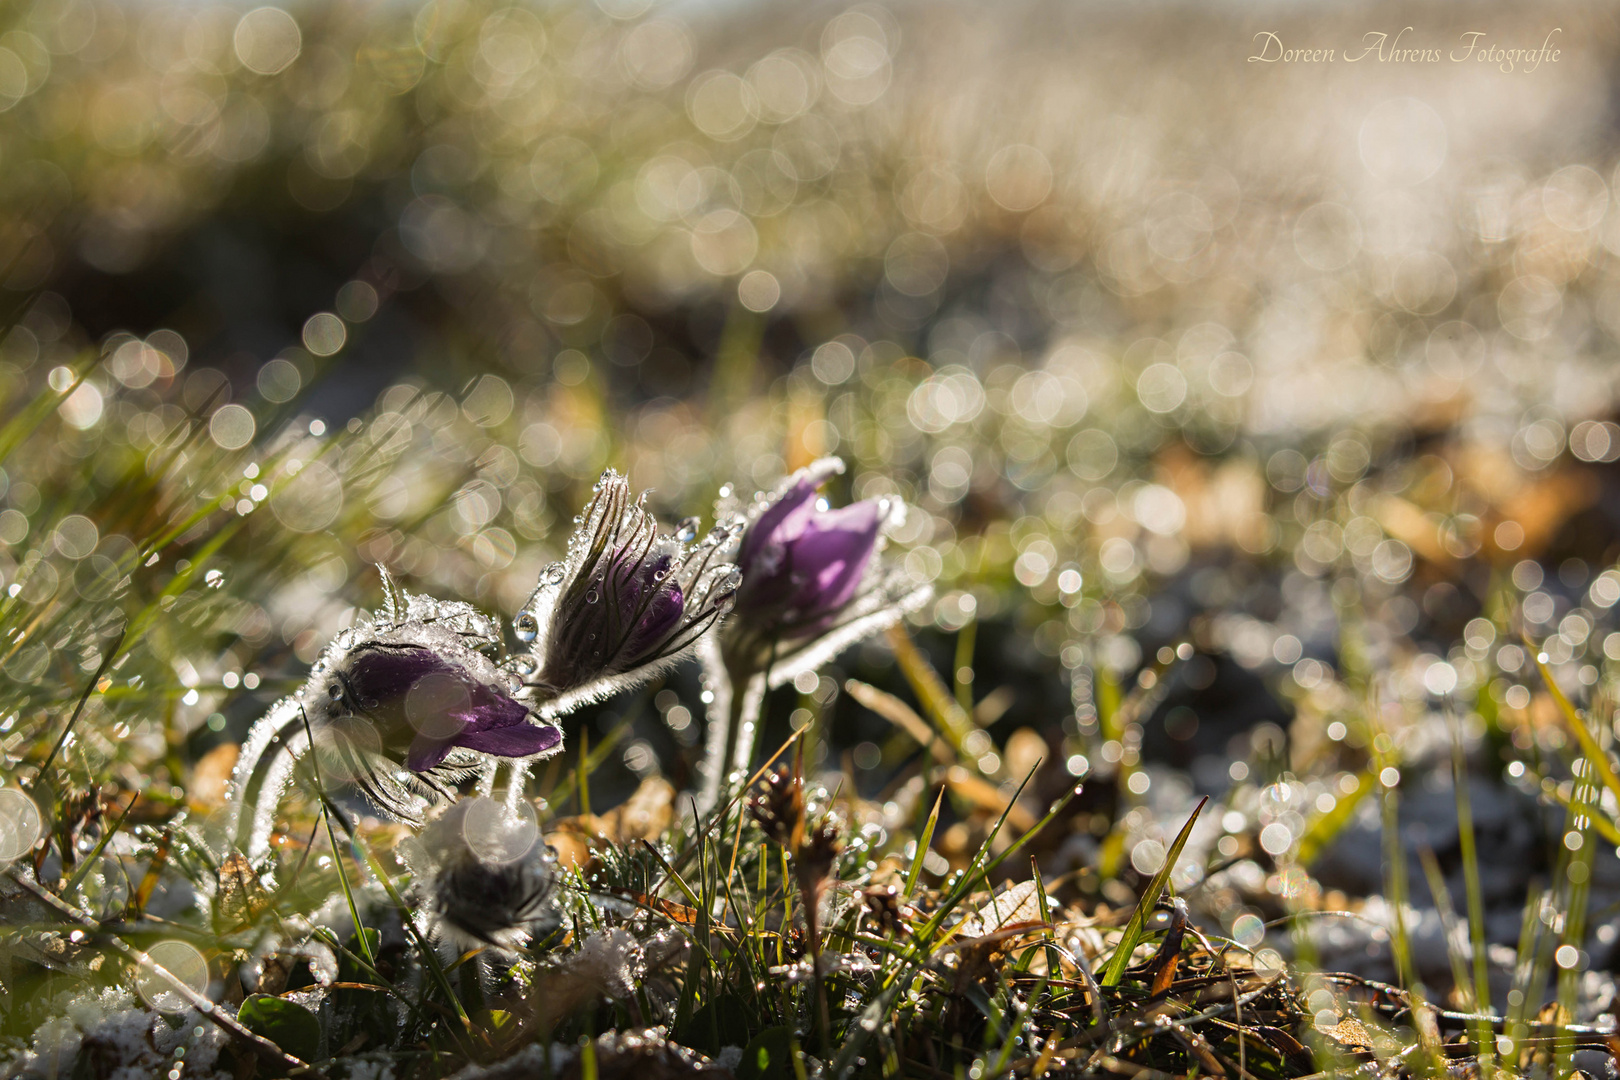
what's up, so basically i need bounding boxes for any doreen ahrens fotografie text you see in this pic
[1249,26,1563,72]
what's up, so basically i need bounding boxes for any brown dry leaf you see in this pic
[215,852,271,933]
[189,742,239,812]
[1002,727,1046,781]
[954,879,1044,939]
[546,777,676,873]
[1315,1014,1375,1053]
[599,776,675,842]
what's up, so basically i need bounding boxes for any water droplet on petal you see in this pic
[514,612,539,643]
[676,517,699,544]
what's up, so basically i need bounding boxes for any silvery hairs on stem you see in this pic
[506,468,742,718]
[696,457,931,812]
[222,569,562,863]
[398,795,560,953]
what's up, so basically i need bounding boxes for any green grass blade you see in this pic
[1449,705,1496,1077]
[903,787,943,899]
[1100,795,1207,986]
[1534,651,1620,808]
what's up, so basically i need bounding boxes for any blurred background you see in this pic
[7,0,1620,999]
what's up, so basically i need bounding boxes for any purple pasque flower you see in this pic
[733,477,884,638]
[332,644,562,773]
[717,457,929,679]
[228,570,564,856]
[694,458,930,813]
[299,574,560,811]
[509,469,741,716]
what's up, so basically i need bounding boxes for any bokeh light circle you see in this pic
[0,789,43,866]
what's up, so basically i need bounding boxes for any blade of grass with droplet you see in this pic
[1101,795,1208,987]
[954,614,977,714]
[903,787,944,899]
[1542,777,1620,845]
[844,678,956,764]
[1558,753,1600,1074]
[63,792,136,896]
[1534,650,1620,807]
[886,624,976,752]
[0,351,97,468]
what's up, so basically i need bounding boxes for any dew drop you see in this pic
[676,517,699,544]
[514,612,539,643]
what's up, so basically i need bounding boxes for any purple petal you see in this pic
[348,646,456,709]
[625,582,684,659]
[407,736,458,772]
[740,478,818,570]
[786,500,883,615]
[459,684,533,735]
[456,723,563,758]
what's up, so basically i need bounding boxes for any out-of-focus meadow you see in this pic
[8,0,1620,1074]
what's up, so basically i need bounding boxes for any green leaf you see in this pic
[735,1026,795,1080]
[903,787,944,899]
[238,994,321,1063]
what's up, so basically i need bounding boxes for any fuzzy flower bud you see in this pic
[509,470,741,716]
[403,796,560,951]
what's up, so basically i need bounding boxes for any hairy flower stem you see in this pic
[696,655,767,816]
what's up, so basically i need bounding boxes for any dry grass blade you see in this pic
[843,678,954,764]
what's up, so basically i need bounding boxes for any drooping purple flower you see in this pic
[695,458,931,812]
[227,569,565,856]
[510,470,741,716]
[335,644,562,773]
